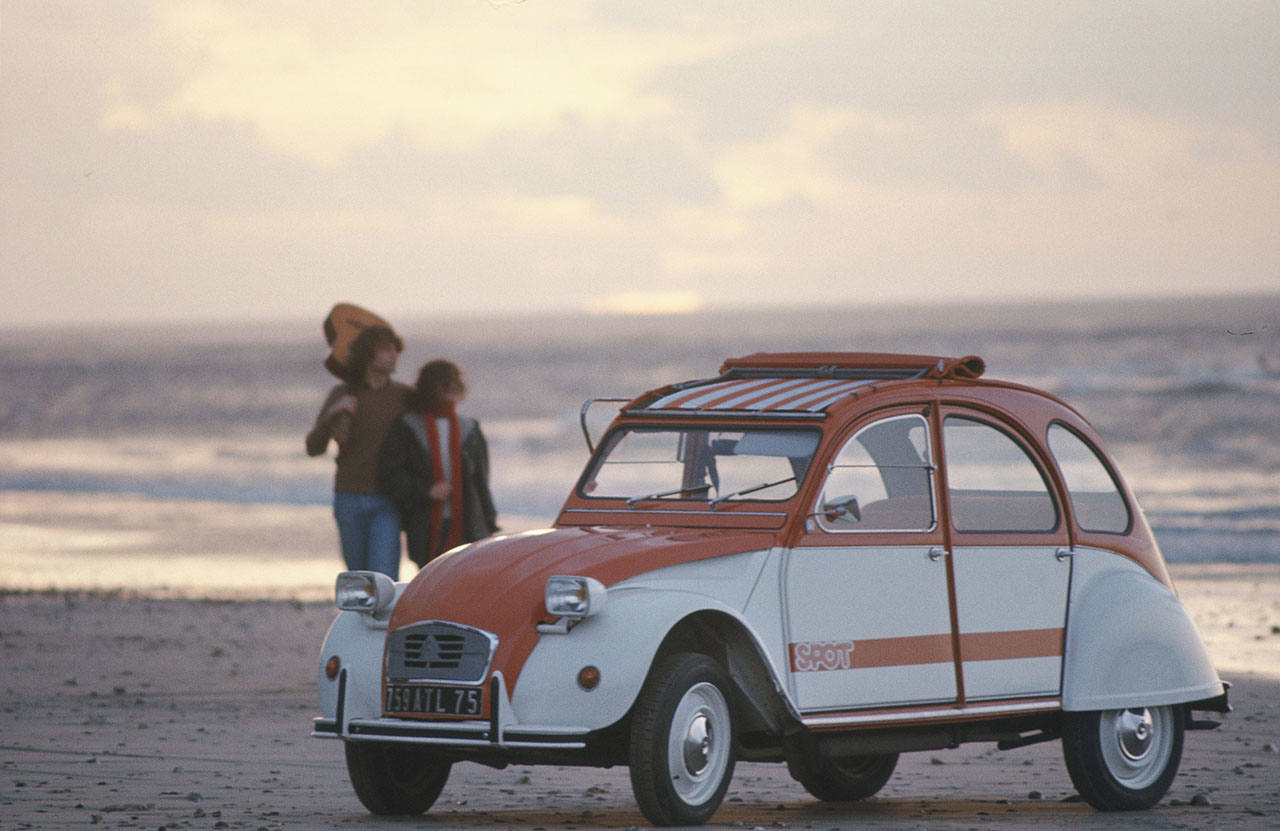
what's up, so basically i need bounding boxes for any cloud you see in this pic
[712,106,861,210]
[975,100,1268,184]
[973,100,1280,249]
[4,1,1278,326]
[104,0,744,168]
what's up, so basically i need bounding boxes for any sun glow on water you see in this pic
[582,291,702,316]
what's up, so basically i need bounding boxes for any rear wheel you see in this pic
[629,652,737,826]
[1061,705,1183,810]
[344,741,451,815]
[789,752,898,801]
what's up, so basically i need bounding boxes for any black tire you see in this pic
[344,741,451,815]
[789,751,898,802]
[628,652,737,826]
[1061,705,1184,810]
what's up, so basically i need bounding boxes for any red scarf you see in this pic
[424,402,465,557]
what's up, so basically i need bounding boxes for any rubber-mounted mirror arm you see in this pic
[805,495,862,523]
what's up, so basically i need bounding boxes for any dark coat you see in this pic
[378,412,499,567]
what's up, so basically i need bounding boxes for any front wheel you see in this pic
[344,741,451,815]
[629,652,737,826]
[1061,705,1184,810]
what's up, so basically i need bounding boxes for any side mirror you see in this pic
[820,495,861,523]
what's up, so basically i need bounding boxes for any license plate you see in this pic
[384,684,484,717]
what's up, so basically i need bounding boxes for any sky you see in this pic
[2,0,1278,328]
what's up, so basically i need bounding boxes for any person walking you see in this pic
[306,322,410,578]
[379,359,498,568]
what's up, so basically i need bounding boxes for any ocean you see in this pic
[1,294,1278,595]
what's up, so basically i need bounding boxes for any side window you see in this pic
[817,414,935,532]
[943,416,1057,533]
[1047,423,1131,534]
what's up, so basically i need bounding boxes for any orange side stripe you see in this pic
[789,633,953,672]
[788,628,1063,673]
[959,628,1063,662]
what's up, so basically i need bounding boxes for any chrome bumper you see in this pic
[312,669,589,753]
[312,715,587,750]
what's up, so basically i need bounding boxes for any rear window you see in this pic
[943,416,1058,533]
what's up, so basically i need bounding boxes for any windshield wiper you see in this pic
[627,483,713,507]
[709,476,797,510]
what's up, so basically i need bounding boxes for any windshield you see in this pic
[580,426,821,506]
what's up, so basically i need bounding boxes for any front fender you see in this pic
[511,549,777,729]
[317,610,391,730]
[1062,550,1222,711]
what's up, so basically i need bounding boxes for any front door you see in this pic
[784,410,956,712]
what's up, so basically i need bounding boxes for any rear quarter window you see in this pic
[1047,423,1132,534]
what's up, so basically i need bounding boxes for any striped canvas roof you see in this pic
[644,376,876,413]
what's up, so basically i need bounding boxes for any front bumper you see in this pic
[312,715,588,749]
[312,669,598,765]
[312,714,596,767]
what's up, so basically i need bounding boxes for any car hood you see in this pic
[387,525,776,686]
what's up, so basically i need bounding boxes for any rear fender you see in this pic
[1062,550,1222,711]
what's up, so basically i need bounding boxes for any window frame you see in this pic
[813,412,939,535]
[1045,420,1133,536]
[575,423,823,504]
[940,413,1062,535]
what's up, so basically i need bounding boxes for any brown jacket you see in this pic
[306,381,411,494]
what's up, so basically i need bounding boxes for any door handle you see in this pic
[928,547,947,561]
[1056,547,1074,562]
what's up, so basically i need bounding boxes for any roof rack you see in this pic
[719,352,985,380]
[579,353,986,451]
[621,352,986,420]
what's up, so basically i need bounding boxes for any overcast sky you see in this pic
[2,1,1277,327]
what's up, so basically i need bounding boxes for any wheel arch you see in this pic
[1062,551,1222,712]
[649,609,797,746]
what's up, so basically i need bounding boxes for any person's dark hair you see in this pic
[409,360,466,411]
[345,325,403,386]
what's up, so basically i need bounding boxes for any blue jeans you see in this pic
[333,492,402,579]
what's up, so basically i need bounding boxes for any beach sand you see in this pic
[2,563,1278,830]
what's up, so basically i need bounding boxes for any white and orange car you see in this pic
[313,352,1228,826]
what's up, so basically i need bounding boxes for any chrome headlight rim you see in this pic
[545,575,607,620]
[335,570,397,616]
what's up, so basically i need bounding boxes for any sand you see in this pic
[2,563,1278,830]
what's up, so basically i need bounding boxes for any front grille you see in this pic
[385,621,497,684]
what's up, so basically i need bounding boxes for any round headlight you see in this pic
[545,575,607,619]
[335,571,396,615]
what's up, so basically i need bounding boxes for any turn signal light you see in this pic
[577,665,601,691]
[325,655,341,680]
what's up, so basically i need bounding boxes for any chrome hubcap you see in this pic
[667,681,731,805]
[1116,708,1155,762]
[1099,706,1173,790]
[683,714,712,776]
